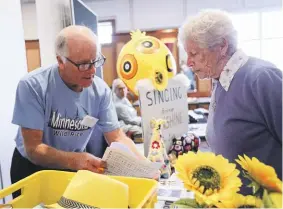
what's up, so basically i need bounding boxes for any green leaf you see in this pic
[242,171,254,182]
[242,171,263,196]
[262,189,274,208]
[171,203,193,208]
[248,181,261,194]
[172,198,201,208]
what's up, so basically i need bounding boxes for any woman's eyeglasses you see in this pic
[64,53,106,72]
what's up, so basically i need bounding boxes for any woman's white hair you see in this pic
[178,9,238,55]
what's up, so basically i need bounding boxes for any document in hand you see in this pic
[102,143,162,178]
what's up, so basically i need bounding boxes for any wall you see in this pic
[0,0,27,203]
[20,0,282,90]
[85,0,282,33]
[21,3,37,40]
[36,0,73,66]
[21,0,282,36]
[25,40,41,72]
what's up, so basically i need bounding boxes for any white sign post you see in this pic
[139,79,188,157]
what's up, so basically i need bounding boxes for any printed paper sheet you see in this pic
[102,147,162,179]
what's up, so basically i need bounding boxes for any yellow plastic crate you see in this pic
[0,170,158,208]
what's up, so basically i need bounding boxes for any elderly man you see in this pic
[179,10,282,194]
[10,25,146,197]
[112,78,142,126]
[112,79,143,141]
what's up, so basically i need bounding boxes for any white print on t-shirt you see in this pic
[48,110,89,131]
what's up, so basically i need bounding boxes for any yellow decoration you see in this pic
[236,154,282,193]
[45,170,129,208]
[116,29,177,95]
[215,193,263,208]
[175,151,242,206]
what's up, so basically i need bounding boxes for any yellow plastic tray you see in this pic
[0,170,158,208]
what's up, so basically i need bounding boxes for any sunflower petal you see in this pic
[237,155,283,193]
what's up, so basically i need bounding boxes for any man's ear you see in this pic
[57,55,65,69]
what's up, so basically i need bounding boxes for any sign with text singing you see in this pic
[139,80,188,156]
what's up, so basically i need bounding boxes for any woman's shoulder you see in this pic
[239,57,282,83]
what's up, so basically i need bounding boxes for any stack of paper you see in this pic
[102,142,162,179]
[157,173,194,202]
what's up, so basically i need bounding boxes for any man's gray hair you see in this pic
[178,9,238,55]
[112,78,124,92]
[55,33,69,57]
[54,25,101,59]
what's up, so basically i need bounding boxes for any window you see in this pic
[262,11,283,38]
[262,10,283,70]
[230,13,260,41]
[238,40,261,58]
[97,21,113,44]
[262,39,283,70]
[230,12,261,58]
[230,10,283,70]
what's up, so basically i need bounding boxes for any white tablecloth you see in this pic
[156,173,194,208]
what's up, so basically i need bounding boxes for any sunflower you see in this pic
[216,193,263,208]
[236,155,282,193]
[175,151,242,206]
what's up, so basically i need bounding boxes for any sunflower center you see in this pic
[192,166,221,193]
[238,205,257,208]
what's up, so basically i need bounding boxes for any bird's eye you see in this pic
[136,38,160,54]
[142,41,153,48]
[166,54,176,73]
[119,54,138,80]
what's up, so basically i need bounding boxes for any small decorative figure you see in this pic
[147,118,171,179]
[168,132,200,170]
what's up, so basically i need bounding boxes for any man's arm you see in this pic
[104,128,147,160]
[12,80,104,173]
[22,127,105,172]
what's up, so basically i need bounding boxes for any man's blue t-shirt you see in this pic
[12,64,120,159]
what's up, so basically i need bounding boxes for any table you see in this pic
[188,123,207,139]
[187,97,211,109]
[156,173,194,208]
[132,100,140,107]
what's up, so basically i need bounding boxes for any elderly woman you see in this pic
[112,78,143,141]
[179,9,282,194]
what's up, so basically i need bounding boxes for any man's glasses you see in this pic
[64,53,106,72]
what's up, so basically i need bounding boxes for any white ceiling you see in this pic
[21,0,107,4]
[21,0,35,4]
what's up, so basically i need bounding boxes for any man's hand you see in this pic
[153,170,161,181]
[22,127,106,172]
[72,152,106,173]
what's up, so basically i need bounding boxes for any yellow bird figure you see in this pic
[116,30,177,95]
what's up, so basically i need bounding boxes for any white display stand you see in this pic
[138,79,188,157]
